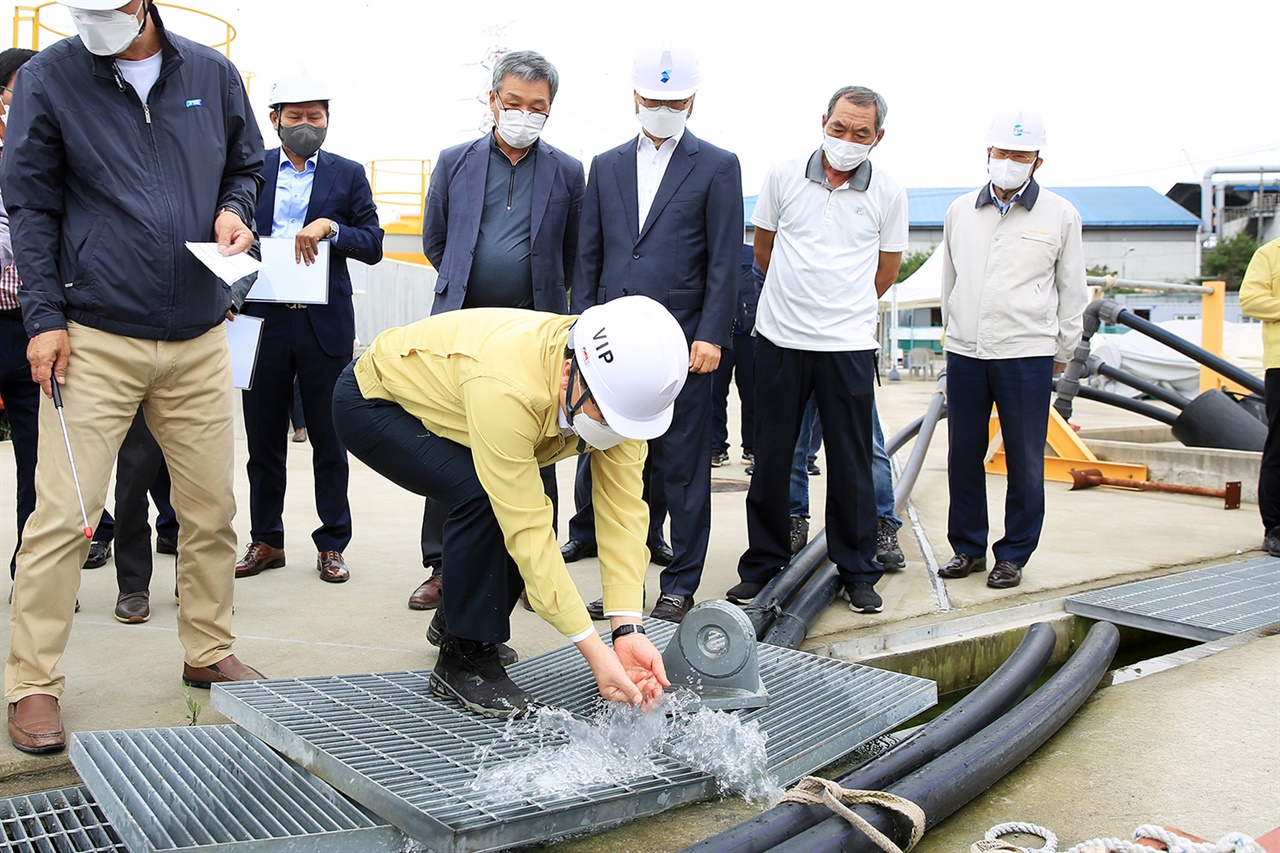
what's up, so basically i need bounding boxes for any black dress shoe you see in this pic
[560,539,597,563]
[83,541,111,570]
[155,536,178,556]
[647,539,674,567]
[987,560,1022,589]
[650,593,694,623]
[937,553,986,579]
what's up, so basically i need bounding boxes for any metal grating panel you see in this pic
[211,619,935,853]
[1066,556,1280,641]
[0,785,126,852]
[71,725,405,853]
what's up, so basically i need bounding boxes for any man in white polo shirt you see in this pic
[726,85,907,615]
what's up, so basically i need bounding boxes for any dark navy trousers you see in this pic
[242,305,352,553]
[945,352,1053,566]
[737,338,880,587]
[1259,369,1280,532]
[332,365,520,643]
[569,371,713,597]
[0,314,39,578]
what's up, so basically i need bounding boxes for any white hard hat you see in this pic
[632,44,700,100]
[268,73,331,108]
[986,107,1046,152]
[573,295,689,440]
[58,0,134,9]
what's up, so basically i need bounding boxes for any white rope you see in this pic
[975,823,1265,853]
[779,776,926,853]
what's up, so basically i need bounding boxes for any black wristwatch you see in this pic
[611,624,646,643]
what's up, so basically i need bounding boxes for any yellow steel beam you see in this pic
[986,451,1147,484]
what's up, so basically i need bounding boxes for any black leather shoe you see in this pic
[560,539,597,563]
[937,553,986,579]
[83,541,110,570]
[155,536,178,556]
[987,560,1022,589]
[648,539,674,567]
[586,597,606,620]
[650,593,693,623]
[1265,527,1280,557]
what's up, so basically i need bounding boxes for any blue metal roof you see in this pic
[743,186,1201,230]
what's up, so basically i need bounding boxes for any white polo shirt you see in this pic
[752,150,908,352]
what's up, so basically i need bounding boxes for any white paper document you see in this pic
[185,242,264,285]
[225,314,265,390]
[246,237,330,304]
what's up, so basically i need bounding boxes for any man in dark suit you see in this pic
[236,73,383,585]
[563,45,742,623]
[407,50,585,613]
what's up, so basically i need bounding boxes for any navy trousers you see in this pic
[0,314,39,579]
[568,371,713,597]
[1259,369,1280,533]
[737,337,880,587]
[710,331,756,455]
[945,352,1053,566]
[420,467,558,569]
[242,305,352,553]
[114,410,169,594]
[332,365,521,643]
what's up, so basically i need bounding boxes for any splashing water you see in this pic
[468,690,782,807]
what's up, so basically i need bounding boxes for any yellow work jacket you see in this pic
[354,308,648,639]
[1240,238,1280,370]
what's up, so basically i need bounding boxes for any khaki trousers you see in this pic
[5,322,238,702]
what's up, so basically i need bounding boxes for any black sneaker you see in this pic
[807,462,821,476]
[726,581,765,605]
[845,581,883,614]
[875,518,905,570]
[742,451,754,464]
[427,610,518,666]
[711,449,730,467]
[83,541,110,570]
[789,516,810,555]
[430,637,535,719]
[1265,527,1280,558]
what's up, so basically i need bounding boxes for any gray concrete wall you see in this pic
[349,259,437,345]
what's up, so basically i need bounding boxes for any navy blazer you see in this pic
[251,148,384,357]
[570,131,742,349]
[424,134,585,315]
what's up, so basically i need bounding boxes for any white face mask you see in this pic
[988,156,1034,191]
[565,362,627,450]
[494,108,546,150]
[69,4,146,57]
[637,105,688,140]
[822,133,873,172]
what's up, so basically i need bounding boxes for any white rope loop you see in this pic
[779,776,927,853]
[974,822,1266,853]
[981,821,1059,852]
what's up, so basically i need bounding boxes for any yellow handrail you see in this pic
[366,158,432,218]
[14,3,237,57]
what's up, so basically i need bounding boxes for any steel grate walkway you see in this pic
[0,785,126,852]
[1066,555,1280,641]
[70,725,404,853]
[211,619,935,853]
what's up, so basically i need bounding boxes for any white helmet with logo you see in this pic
[632,44,700,101]
[58,0,131,8]
[573,295,689,440]
[986,107,1047,152]
[268,72,331,109]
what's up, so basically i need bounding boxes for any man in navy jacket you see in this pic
[235,73,383,585]
[408,50,584,613]
[564,44,742,623]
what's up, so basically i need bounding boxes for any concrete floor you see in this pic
[0,375,1275,849]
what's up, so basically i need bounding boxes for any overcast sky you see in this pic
[8,0,1278,209]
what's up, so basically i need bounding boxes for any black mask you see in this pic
[278,122,326,159]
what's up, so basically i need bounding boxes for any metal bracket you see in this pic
[662,600,770,710]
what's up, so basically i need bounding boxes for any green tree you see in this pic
[1201,232,1258,290]
[1086,263,1115,277]
[896,248,934,283]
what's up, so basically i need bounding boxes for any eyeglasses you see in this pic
[989,147,1038,164]
[636,95,692,111]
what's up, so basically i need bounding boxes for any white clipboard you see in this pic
[226,314,265,390]
[246,236,330,304]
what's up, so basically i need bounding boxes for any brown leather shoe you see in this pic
[650,593,694,623]
[8,694,65,754]
[317,551,350,583]
[408,570,443,610]
[937,553,987,579]
[114,590,150,624]
[987,560,1023,589]
[235,542,285,578]
[182,654,266,689]
[519,589,534,612]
